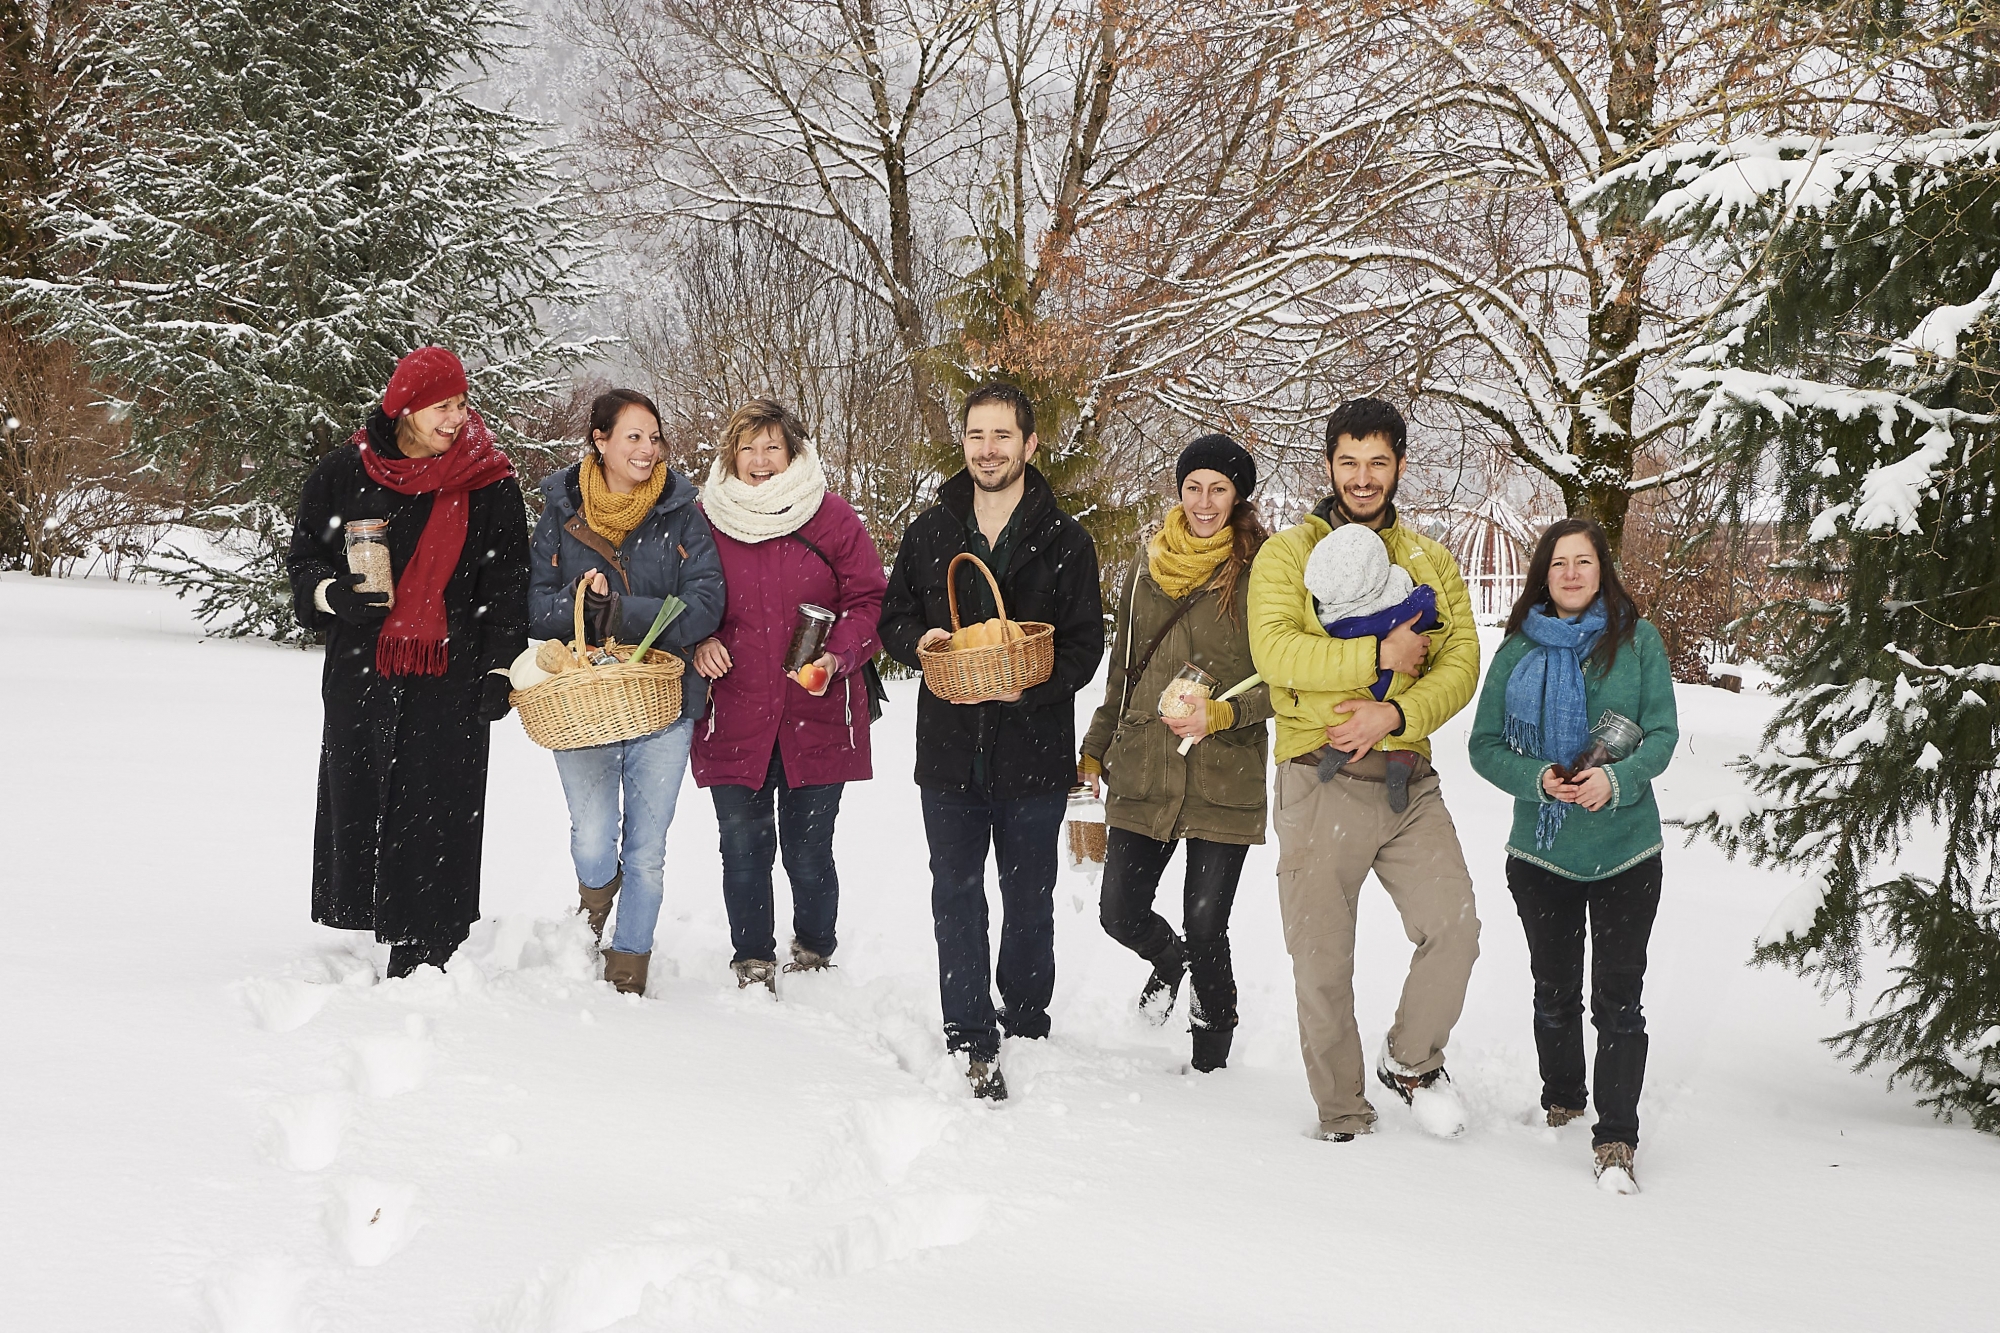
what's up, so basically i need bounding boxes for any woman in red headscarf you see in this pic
[286,347,530,977]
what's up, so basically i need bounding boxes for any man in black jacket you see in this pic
[880,383,1104,1101]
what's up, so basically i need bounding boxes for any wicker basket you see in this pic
[511,578,685,750]
[917,552,1055,701]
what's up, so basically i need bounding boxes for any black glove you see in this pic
[583,585,622,645]
[326,570,391,625]
[480,673,514,722]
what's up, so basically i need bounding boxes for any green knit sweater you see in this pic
[1467,617,1680,881]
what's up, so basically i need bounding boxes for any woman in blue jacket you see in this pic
[528,389,726,994]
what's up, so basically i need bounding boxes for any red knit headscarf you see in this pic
[355,349,513,677]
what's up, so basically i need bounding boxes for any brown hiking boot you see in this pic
[783,940,833,974]
[602,949,650,996]
[1546,1104,1587,1128]
[1593,1141,1639,1194]
[733,959,777,992]
[578,871,621,943]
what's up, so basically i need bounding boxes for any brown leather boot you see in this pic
[577,870,621,943]
[602,949,650,996]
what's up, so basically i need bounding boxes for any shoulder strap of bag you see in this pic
[793,531,888,721]
[1121,561,1221,701]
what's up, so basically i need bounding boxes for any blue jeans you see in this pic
[920,784,1067,1061]
[552,718,694,954]
[710,746,845,964]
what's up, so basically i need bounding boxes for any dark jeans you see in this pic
[1507,854,1663,1148]
[710,747,845,964]
[920,784,1067,1061]
[1099,827,1247,1032]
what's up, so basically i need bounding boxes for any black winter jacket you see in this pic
[880,465,1103,798]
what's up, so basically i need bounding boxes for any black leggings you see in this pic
[1099,827,1248,1031]
[1507,854,1663,1148]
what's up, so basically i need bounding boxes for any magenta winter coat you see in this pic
[691,492,888,789]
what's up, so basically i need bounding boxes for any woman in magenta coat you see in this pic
[691,398,888,990]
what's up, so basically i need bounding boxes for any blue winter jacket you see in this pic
[528,464,728,721]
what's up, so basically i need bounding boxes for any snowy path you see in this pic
[3,574,1996,1331]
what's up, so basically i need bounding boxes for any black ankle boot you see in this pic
[1191,1027,1233,1073]
[1138,939,1185,1025]
[387,940,457,979]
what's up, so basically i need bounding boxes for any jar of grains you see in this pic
[343,519,395,608]
[1157,662,1217,720]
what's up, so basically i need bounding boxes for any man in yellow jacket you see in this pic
[1248,398,1482,1141]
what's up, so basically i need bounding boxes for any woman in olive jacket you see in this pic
[1079,435,1272,1072]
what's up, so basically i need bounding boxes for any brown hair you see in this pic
[962,381,1036,438]
[587,388,663,461]
[720,398,808,468]
[1213,499,1269,624]
[1505,517,1640,671]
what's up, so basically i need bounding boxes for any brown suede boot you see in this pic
[602,949,650,996]
[578,870,621,943]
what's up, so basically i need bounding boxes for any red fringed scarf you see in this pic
[356,409,515,677]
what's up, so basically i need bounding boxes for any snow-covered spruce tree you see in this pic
[4,0,596,636]
[1603,125,2000,1129]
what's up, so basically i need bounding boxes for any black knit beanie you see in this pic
[1176,433,1257,501]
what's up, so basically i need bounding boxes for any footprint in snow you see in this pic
[850,1097,957,1187]
[325,1176,422,1267]
[237,978,332,1034]
[344,1015,432,1098]
[807,1192,989,1279]
[263,1093,349,1171]
[201,1255,318,1333]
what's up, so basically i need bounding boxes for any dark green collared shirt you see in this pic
[960,501,1025,621]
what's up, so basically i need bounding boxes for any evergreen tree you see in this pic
[1604,124,2000,1129]
[3,0,597,636]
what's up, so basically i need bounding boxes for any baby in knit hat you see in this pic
[1302,523,1440,706]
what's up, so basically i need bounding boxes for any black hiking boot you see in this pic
[968,1059,1008,1102]
[1190,1027,1232,1073]
[387,940,456,979]
[1138,940,1185,1026]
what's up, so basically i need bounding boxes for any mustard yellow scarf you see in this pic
[1148,504,1233,598]
[580,453,668,548]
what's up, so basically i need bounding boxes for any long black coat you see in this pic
[286,411,530,946]
[879,464,1103,799]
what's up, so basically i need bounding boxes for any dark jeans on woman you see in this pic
[1099,827,1248,1031]
[919,783,1068,1062]
[710,746,845,964]
[1507,853,1663,1148]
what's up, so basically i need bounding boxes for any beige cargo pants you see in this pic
[1272,755,1481,1135]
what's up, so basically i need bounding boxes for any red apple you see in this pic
[794,663,829,692]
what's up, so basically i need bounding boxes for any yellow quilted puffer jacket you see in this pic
[1247,506,1481,763]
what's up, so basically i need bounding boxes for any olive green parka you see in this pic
[1080,553,1273,845]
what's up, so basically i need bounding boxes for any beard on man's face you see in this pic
[1334,472,1399,524]
[971,453,1028,494]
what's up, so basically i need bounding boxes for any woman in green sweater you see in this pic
[1467,518,1678,1194]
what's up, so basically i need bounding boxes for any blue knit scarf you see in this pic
[1504,597,1607,848]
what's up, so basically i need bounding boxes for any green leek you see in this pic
[627,595,686,664]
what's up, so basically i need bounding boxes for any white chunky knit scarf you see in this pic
[701,437,829,543]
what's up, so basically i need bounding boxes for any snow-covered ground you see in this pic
[4,573,1995,1331]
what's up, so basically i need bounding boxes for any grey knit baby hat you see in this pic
[1303,523,1415,625]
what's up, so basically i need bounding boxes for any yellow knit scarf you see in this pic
[1147,504,1233,599]
[580,453,668,548]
